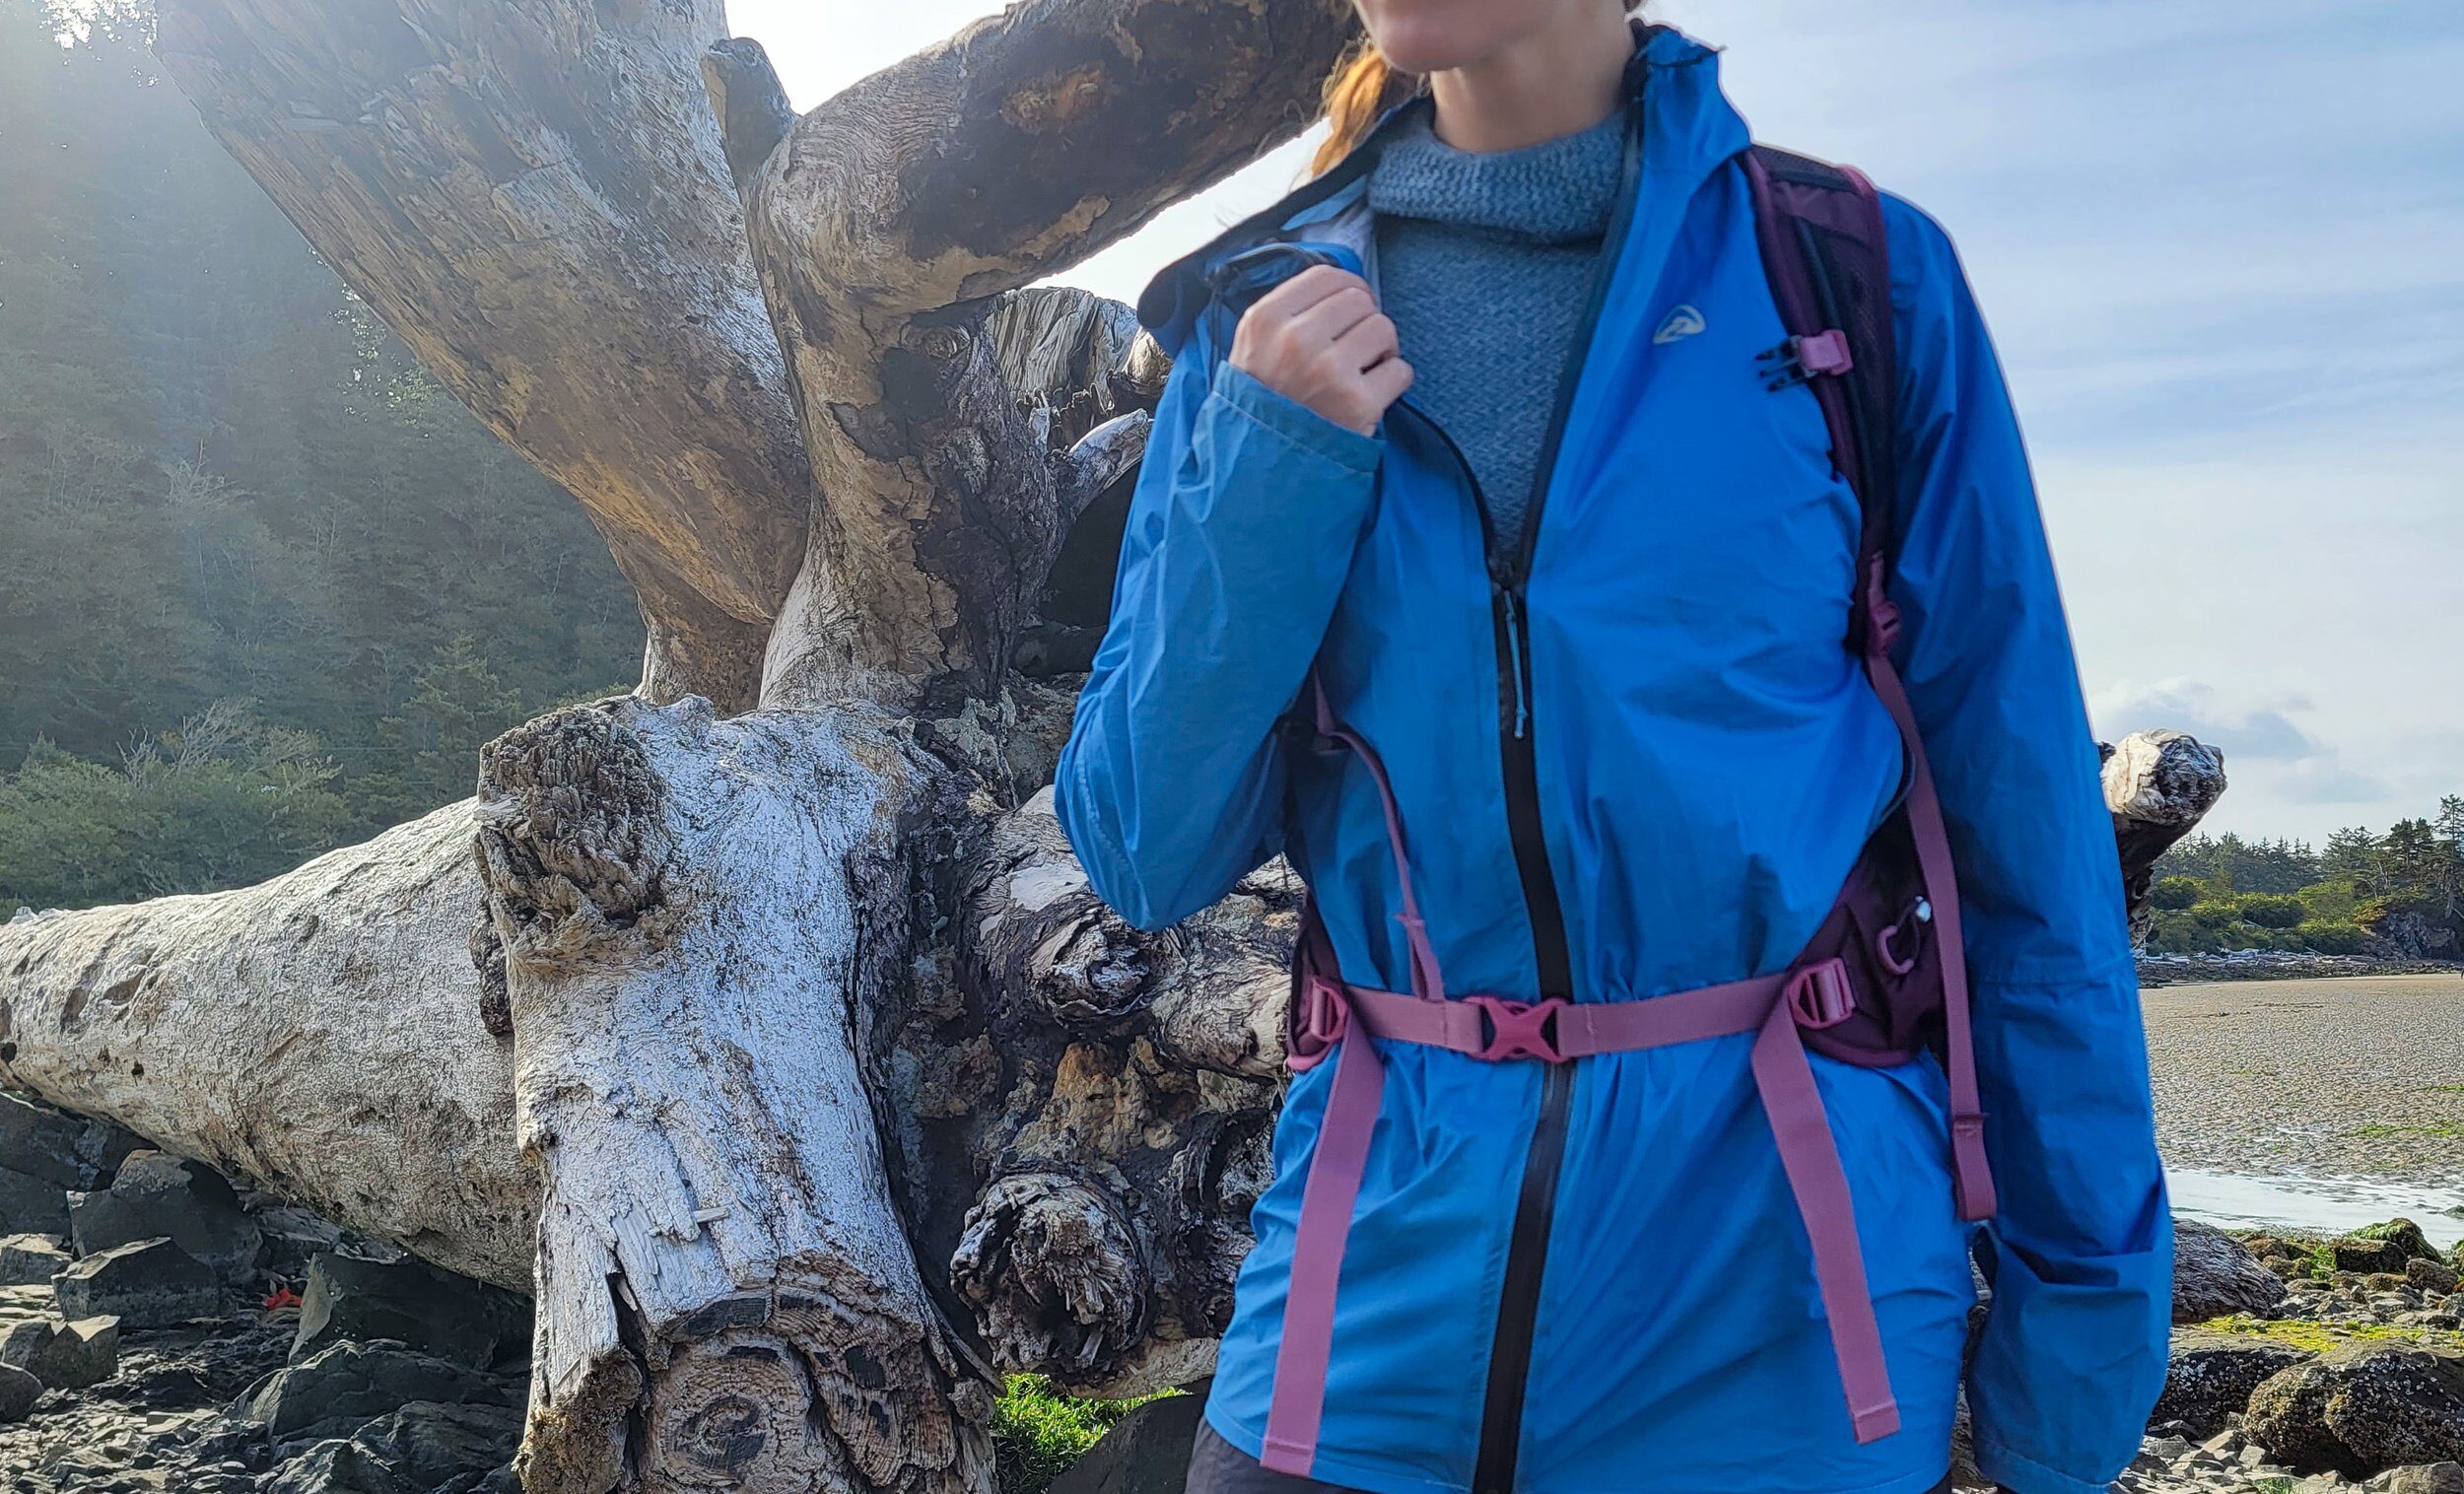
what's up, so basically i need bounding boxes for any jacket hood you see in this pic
[1132,24,1745,357]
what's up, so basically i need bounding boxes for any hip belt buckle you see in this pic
[1467,995,1570,1063]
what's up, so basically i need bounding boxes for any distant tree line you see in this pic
[0,1,643,911]
[2147,798,2464,959]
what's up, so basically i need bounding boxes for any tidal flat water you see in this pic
[2144,973,2464,1243]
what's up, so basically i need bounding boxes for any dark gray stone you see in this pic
[2350,1220,2442,1263]
[0,1090,141,1190]
[69,1149,264,1281]
[248,1200,349,1280]
[2413,1258,2464,1295]
[292,1251,529,1372]
[2154,1329,2316,1439]
[260,1399,522,1494]
[1050,1391,1206,1494]
[235,1339,517,1445]
[0,1232,70,1285]
[2175,1216,2290,1323]
[52,1236,221,1327]
[0,1162,69,1236]
[0,1360,39,1422]
[2247,1344,2464,1475]
[2335,1237,2414,1276]
[0,1312,118,1389]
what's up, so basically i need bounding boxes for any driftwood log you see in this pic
[0,2,2218,1491]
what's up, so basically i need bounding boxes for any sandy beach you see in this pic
[2145,972,2464,1187]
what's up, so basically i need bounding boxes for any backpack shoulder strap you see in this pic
[1743,144,1899,648]
[1744,145,1998,1224]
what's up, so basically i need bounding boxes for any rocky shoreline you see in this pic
[7,1097,2464,1492]
[2139,955,2464,987]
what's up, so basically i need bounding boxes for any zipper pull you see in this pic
[1502,587,1531,741]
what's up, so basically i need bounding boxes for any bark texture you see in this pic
[0,805,531,1288]
[714,1,1352,699]
[154,0,814,710]
[2104,729,2232,947]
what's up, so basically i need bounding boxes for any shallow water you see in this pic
[2167,1165,2464,1249]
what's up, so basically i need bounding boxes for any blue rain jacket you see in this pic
[1056,28,2169,1494]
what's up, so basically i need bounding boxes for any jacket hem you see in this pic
[1972,1427,2119,1494]
[1203,1399,1952,1494]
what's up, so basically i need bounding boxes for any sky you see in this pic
[727,0,2464,845]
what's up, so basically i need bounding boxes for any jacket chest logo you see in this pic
[1652,304,1708,345]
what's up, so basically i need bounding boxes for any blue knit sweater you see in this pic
[1368,105,1626,557]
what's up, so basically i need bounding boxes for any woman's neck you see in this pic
[1425,6,1634,154]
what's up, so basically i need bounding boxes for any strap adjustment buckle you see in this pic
[1758,329,1854,390]
[1786,958,1858,1030]
[1467,995,1571,1063]
[1287,977,1349,1073]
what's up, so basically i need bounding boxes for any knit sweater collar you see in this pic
[1365,104,1627,244]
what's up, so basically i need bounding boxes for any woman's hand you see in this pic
[1228,265,1413,438]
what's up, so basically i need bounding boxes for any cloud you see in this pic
[2092,678,2317,761]
[2093,678,2389,812]
[2276,758,2391,807]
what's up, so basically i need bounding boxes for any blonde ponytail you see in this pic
[1309,37,1420,177]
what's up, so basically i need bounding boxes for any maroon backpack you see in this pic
[1260,147,1998,1476]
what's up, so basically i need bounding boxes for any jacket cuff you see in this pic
[1208,361,1385,474]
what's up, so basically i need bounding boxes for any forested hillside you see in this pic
[0,0,642,910]
[2148,799,2464,959]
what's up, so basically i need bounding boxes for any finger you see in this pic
[1331,312,1400,373]
[1288,286,1382,351]
[1246,263,1369,322]
[1358,356,1414,409]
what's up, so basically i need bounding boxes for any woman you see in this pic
[1056,4,2171,1493]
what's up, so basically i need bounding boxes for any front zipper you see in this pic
[1218,62,1649,1491]
[1462,78,1651,1494]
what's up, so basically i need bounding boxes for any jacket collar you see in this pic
[1133,24,1745,356]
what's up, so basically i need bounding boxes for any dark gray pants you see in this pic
[1186,1416,1960,1494]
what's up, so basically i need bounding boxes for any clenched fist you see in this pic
[1229,265,1414,438]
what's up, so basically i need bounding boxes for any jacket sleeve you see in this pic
[1878,194,2173,1494]
[1054,327,1385,930]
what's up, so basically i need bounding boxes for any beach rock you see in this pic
[2413,1260,2463,1296]
[2247,1344,2464,1474]
[0,1091,141,1192]
[259,1399,521,1493]
[1049,1388,1205,1494]
[2339,1239,2417,1276]
[234,1339,517,1445]
[0,1360,39,1422]
[291,1252,528,1372]
[0,1233,71,1286]
[2351,1222,2443,1264]
[69,1151,264,1282]
[247,1200,349,1280]
[51,1237,221,1327]
[0,1313,117,1389]
[2177,1216,2292,1322]
[2156,1329,2318,1438]
[0,1163,69,1236]
[2367,1464,2464,1494]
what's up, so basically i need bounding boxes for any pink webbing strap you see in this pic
[1266,961,1906,1466]
[1260,998,1388,1474]
[1750,995,1901,1442]
[1858,577,1997,1221]
[1309,674,1445,1003]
